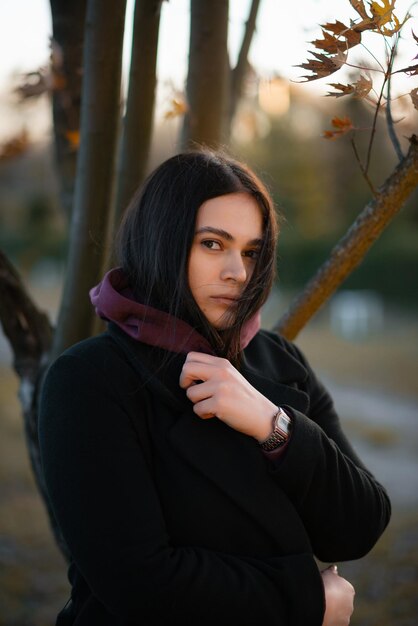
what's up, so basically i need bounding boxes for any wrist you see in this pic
[252,402,279,442]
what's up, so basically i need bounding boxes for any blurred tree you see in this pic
[0,0,417,559]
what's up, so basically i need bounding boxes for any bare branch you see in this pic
[229,0,261,121]
[0,250,52,375]
[386,75,404,161]
[350,136,377,195]
[273,135,418,340]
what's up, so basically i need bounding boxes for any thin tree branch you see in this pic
[385,34,404,162]
[350,135,377,196]
[386,72,404,161]
[365,39,398,173]
[273,135,418,340]
[229,0,261,122]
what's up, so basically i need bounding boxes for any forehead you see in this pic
[196,193,263,238]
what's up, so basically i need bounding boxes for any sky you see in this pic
[0,0,416,141]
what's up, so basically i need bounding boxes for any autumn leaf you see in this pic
[326,83,355,97]
[298,50,347,81]
[353,74,373,97]
[312,23,362,54]
[326,74,373,99]
[323,116,354,139]
[321,21,362,49]
[65,130,80,150]
[349,0,369,20]
[370,0,396,27]
[0,129,30,162]
[395,63,418,76]
[410,88,418,110]
[312,29,343,54]
[164,98,188,120]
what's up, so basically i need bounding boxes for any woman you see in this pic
[39,150,391,626]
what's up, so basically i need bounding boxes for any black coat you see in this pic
[39,324,391,626]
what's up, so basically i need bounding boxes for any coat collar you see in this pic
[108,323,311,551]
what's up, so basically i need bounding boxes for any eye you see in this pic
[201,239,222,250]
[243,249,260,260]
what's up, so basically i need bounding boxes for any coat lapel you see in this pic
[167,341,313,551]
[168,409,310,551]
[108,324,312,551]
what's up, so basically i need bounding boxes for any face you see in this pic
[188,192,263,329]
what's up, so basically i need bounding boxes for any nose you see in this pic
[220,251,247,283]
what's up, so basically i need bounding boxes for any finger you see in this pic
[179,361,218,389]
[186,352,226,365]
[186,381,214,403]
[192,397,217,419]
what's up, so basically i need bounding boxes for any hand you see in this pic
[321,565,355,626]
[179,352,277,441]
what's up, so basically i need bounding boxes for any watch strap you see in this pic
[259,407,292,451]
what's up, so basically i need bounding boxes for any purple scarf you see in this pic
[90,268,260,355]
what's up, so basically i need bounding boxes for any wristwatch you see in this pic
[259,407,292,451]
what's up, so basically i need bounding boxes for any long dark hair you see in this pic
[116,150,279,367]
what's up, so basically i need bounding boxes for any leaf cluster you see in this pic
[298,0,412,83]
[297,0,418,193]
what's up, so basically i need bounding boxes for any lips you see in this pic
[210,295,239,305]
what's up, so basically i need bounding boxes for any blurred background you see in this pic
[0,0,417,624]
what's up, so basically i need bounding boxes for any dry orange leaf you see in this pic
[314,21,361,52]
[353,74,373,97]
[349,0,369,20]
[164,98,188,120]
[323,116,354,139]
[326,82,355,97]
[370,0,396,26]
[298,51,347,81]
[65,130,80,149]
[327,74,372,98]
[0,129,30,162]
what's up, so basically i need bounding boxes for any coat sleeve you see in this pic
[39,351,324,626]
[265,337,391,563]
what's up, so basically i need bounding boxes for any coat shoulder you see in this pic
[244,329,309,385]
[44,330,143,395]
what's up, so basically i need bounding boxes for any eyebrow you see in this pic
[195,226,263,247]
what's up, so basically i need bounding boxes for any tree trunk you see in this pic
[50,0,87,219]
[181,0,229,149]
[274,135,418,340]
[51,0,127,361]
[114,0,162,226]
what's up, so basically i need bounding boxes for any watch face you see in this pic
[276,410,291,435]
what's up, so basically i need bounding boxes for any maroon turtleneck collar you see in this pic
[89,268,260,355]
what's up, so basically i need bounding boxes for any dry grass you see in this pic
[0,367,68,626]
